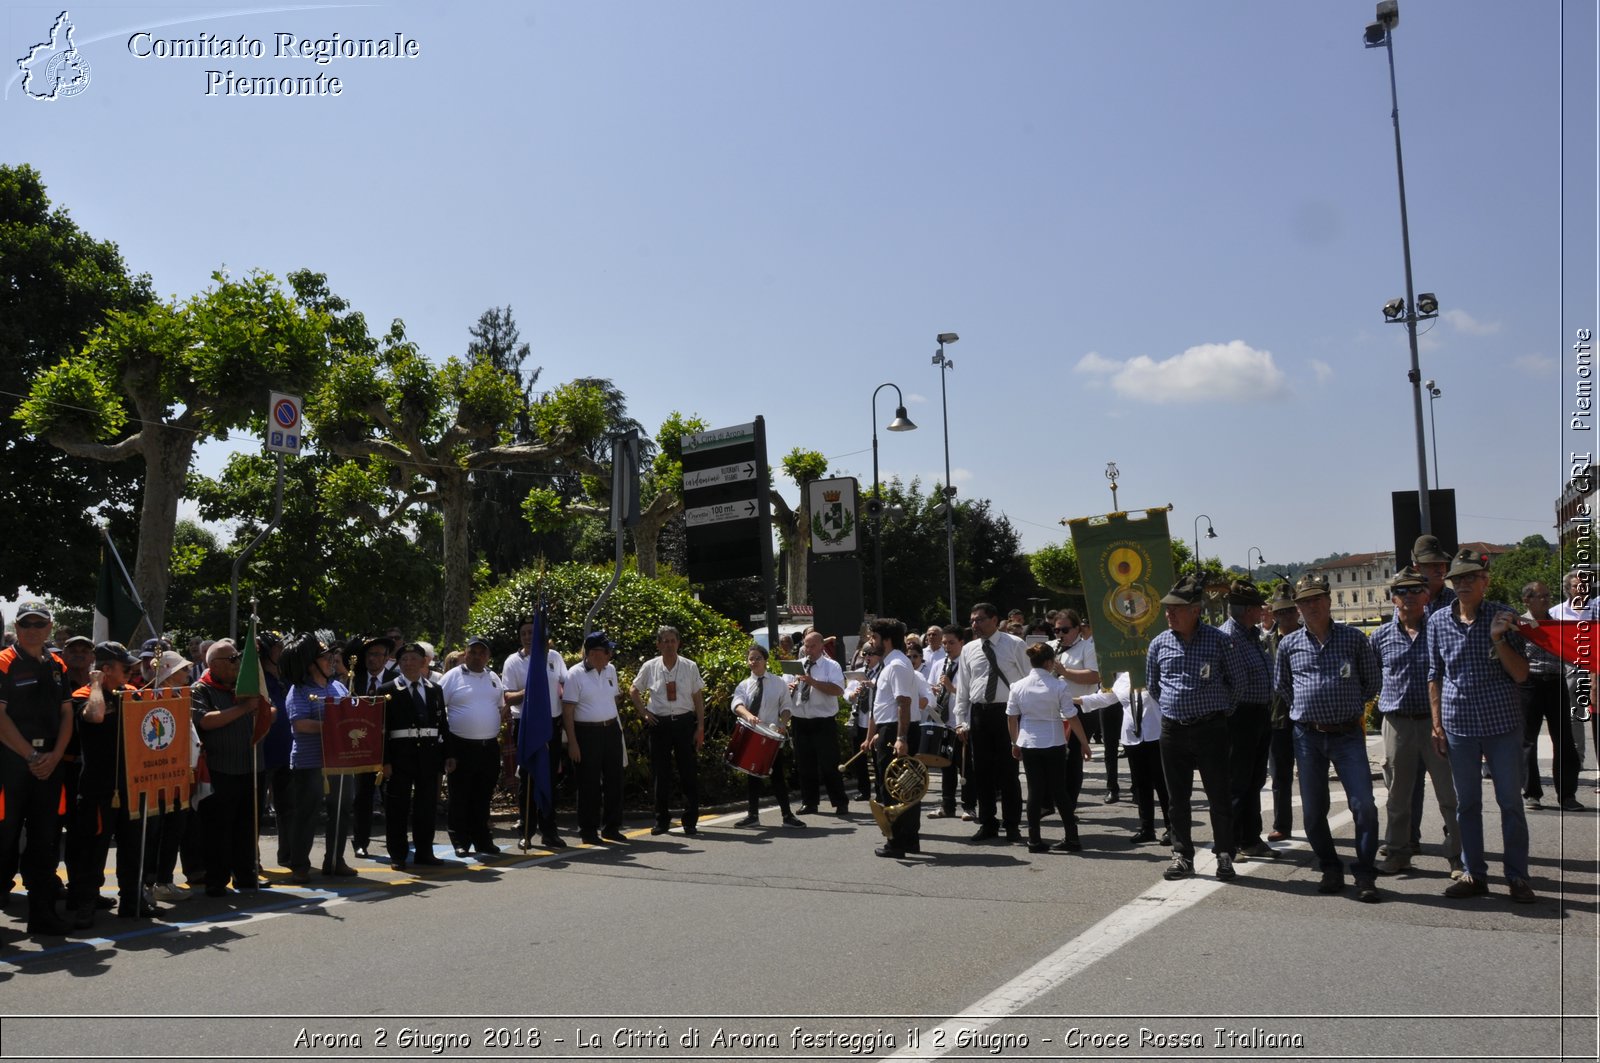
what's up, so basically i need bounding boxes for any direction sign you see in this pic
[685,500,759,527]
[265,391,303,455]
[681,422,755,454]
[682,462,757,492]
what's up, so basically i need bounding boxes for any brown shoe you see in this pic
[1507,878,1537,904]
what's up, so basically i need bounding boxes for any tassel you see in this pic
[58,786,67,816]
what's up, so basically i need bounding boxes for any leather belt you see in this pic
[575,719,618,729]
[1303,718,1363,734]
[388,728,439,739]
[1172,711,1226,727]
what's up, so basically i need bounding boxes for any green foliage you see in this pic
[1489,538,1560,608]
[0,163,151,602]
[781,447,828,484]
[532,379,609,444]
[15,355,126,441]
[1030,540,1080,594]
[520,486,568,533]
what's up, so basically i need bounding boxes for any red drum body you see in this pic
[913,721,955,768]
[725,718,783,778]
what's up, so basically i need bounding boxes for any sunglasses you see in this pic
[1054,626,1074,634]
[16,618,49,629]
[220,654,243,663]
[1393,587,1426,597]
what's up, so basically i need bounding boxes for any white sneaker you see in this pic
[151,882,186,903]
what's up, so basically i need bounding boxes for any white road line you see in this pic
[889,755,1377,1062]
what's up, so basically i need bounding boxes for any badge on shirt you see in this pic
[1339,661,1352,679]
[1199,663,1212,680]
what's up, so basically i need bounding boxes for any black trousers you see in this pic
[1227,701,1273,847]
[385,746,441,861]
[573,721,623,835]
[1522,675,1578,802]
[849,722,873,800]
[1100,702,1123,795]
[69,791,143,911]
[1269,723,1295,834]
[265,766,294,866]
[937,735,964,815]
[1124,740,1170,833]
[872,722,921,852]
[352,771,382,850]
[790,715,847,810]
[648,713,700,827]
[746,746,794,817]
[200,771,259,890]
[446,737,501,849]
[0,753,63,912]
[1160,713,1234,859]
[970,704,1021,830]
[1021,743,1078,844]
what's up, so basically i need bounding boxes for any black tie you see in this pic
[982,639,1000,703]
[801,660,812,702]
[412,683,426,722]
[1132,687,1144,740]
[750,676,765,717]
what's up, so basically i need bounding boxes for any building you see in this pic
[1308,542,1511,627]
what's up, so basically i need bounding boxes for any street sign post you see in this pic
[265,392,303,455]
[681,416,780,638]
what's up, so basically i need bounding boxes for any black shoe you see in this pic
[833,804,850,816]
[970,825,999,842]
[1317,870,1345,894]
[1159,830,1172,846]
[1559,798,1585,812]
[539,834,567,849]
[323,864,358,877]
[1027,840,1049,853]
[116,902,162,920]
[734,814,760,828]
[650,823,671,836]
[797,805,819,815]
[681,825,699,837]
[1214,853,1236,882]
[94,895,116,910]
[1128,830,1157,844]
[205,886,229,898]
[781,814,806,828]
[874,845,906,858]
[1356,880,1381,903]
[414,854,445,866]
[352,848,371,859]
[389,861,407,872]
[70,907,95,930]
[476,843,502,855]
[1052,838,1081,852]
[580,832,603,845]
[1103,790,1121,804]
[1005,828,1024,844]
[599,829,627,843]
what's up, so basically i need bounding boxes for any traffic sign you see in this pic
[683,462,757,492]
[265,392,303,455]
[685,500,758,527]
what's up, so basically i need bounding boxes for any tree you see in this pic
[18,268,337,632]
[1489,535,1560,608]
[769,448,828,606]
[0,164,151,603]
[311,315,611,649]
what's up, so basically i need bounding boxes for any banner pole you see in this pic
[135,793,150,916]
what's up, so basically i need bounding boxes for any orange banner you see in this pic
[121,686,192,818]
[322,696,385,775]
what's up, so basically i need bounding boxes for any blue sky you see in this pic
[4,0,1594,578]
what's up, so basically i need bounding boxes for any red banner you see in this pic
[122,686,192,817]
[322,696,385,774]
[1518,618,1599,674]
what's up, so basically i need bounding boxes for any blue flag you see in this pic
[516,598,555,816]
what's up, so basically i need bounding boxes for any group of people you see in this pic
[3,533,1588,943]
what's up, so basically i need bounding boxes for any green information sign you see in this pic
[1066,508,1176,689]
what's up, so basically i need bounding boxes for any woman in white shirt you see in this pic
[1006,642,1092,853]
[1079,673,1170,845]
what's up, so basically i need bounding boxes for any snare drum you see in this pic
[913,721,955,768]
[725,717,783,778]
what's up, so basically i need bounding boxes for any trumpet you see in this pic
[837,733,883,774]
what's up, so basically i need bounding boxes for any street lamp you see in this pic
[1365,0,1437,534]
[870,382,917,617]
[933,333,959,625]
[1105,461,1120,511]
[1247,546,1267,582]
[1193,514,1217,576]
[1425,378,1441,487]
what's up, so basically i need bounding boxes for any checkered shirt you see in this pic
[1219,617,1271,704]
[1274,622,1380,725]
[1426,598,1526,737]
[1370,613,1431,715]
[1146,623,1243,722]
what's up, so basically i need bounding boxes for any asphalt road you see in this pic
[1,733,1595,1063]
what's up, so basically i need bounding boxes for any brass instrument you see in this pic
[870,755,929,838]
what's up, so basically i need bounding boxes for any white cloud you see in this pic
[1442,308,1500,335]
[1088,340,1289,404]
[1513,354,1557,376]
[1310,359,1334,385]
[951,467,974,483]
[904,392,928,405]
[1074,352,1119,375]
[1418,331,1441,354]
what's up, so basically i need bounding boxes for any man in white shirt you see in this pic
[920,624,947,680]
[863,617,922,858]
[955,602,1031,843]
[439,635,506,857]
[628,626,706,836]
[788,630,848,815]
[562,632,626,845]
[503,620,572,849]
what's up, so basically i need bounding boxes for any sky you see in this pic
[4,0,1596,586]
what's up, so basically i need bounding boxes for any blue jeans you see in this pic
[1445,728,1529,882]
[1292,723,1378,879]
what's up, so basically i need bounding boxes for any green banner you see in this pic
[1067,508,1176,689]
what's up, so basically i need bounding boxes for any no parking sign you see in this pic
[266,392,303,455]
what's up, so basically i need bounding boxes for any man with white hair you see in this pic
[193,639,270,896]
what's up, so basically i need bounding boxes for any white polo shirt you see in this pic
[439,665,503,741]
[502,650,531,719]
[563,663,620,723]
[631,655,704,717]
[872,649,918,726]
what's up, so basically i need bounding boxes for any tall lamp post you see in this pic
[1425,379,1441,487]
[1365,0,1438,534]
[933,334,959,625]
[1247,546,1266,582]
[870,382,917,617]
[1193,514,1217,576]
